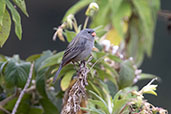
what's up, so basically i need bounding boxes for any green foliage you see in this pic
[0,0,167,114]
[0,10,11,47]
[0,0,28,47]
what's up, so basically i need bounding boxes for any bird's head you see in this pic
[80,29,96,38]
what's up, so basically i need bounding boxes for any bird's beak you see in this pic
[91,32,96,37]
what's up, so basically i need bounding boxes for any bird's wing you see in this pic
[61,36,86,66]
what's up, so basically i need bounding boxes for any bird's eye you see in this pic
[88,31,91,33]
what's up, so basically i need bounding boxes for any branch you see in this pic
[0,93,17,106]
[158,10,171,19]
[61,61,89,114]
[11,63,34,114]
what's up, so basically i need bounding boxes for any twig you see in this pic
[158,10,171,19]
[0,93,17,106]
[0,106,11,114]
[88,54,108,73]
[11,63,34,114]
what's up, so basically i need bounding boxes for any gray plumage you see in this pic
[53,29,96,83]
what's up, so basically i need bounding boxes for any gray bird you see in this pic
[53,28,96,83]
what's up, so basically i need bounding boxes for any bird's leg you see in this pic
[72,61,79,71]
[80,60,86,67]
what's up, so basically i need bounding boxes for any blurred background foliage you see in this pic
[0,0,170,114]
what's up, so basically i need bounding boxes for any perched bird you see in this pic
[53,28,96,83]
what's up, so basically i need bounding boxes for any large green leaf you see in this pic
[60,70,75,91]
[6,0,22,40]
[13,0,29,17]
[39,51,64,70]
[4,60,31,88]
[118,60,135,89]
[91,1,110,28]
[0,0,6,26]
[62,0,93,22]
[112,1,131,38]
[0,10,11,47]
[132,0,154,56]
[34,50,53,70]
[127,18,144,66]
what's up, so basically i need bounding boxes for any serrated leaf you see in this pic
[4,61,31,88]
[118,60,135,89]
[13,0,29,17]
[60,70,75,91]
[0,0,6,26]
[0,10,11,47]
[6,0,22,40]
[62,0,93,22]
[39,98,59,114]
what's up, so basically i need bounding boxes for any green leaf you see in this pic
[4,94,31,113]
[29,106,43,114]
[6,0,22,40]
[81,107,106,114]
[40,98,59,114]
[62,0,93,22]
[4,60,31,88]
[36,69,48,98]
[108,54,122,63]
[35,50,53,70]
[52,64,75,80]
[64,30,76,42]
[91,1,110,27]
[118,60,135,89]
[60,70,75,91]
[0,0,6,25]
[88,99,109,113]
[39,51,64,70]
[127,18,144,66]
[112,87,138,114]
[0,10,11,47]
[13,0,29,17]
[112,1,131,38]
[88,80,103,98]
[111,0,123,15]
[139,73,159,81]
[26,54,41,62]
[89,90,108,108]
[132,0,154,56]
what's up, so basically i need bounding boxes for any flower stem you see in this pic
[83,16,89,29]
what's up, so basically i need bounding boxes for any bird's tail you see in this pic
[53,64,63,83]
